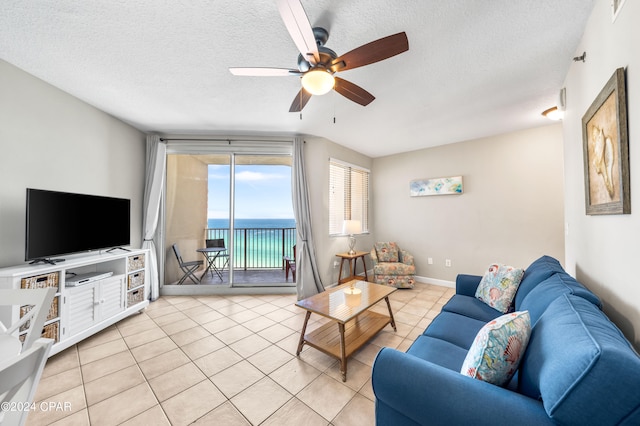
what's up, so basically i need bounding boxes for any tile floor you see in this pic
[26,282,454,426]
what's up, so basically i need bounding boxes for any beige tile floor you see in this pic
[26,282,454,426]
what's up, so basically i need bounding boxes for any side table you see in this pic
[336,251,369,284]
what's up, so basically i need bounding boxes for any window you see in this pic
[329,159,369,235]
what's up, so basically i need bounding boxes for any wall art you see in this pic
[410,176,463,197]
[582,67,630,215]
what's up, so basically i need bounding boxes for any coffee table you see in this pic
[295,280,397,381]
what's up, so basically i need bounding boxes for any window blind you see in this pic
[329,159,369,235]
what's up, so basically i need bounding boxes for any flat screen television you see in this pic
[25,188,131,263]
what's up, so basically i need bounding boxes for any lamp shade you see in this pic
[301,69,335,95]
[342,220,362,235]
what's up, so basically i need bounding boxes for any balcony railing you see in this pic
[205,227,296,270]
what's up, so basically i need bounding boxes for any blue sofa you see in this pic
[372,255,640,425]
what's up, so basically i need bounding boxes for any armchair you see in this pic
[370,242,416,288]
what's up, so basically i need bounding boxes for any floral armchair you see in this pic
[370,242,416,288]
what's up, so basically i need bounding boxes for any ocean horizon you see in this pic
[207,218,296,229]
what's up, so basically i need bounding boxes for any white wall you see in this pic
[0,60,146,267]
[303,136,374,287]
[372,124,565,283]
[563,0,640,347]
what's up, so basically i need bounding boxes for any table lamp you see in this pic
[342,220,362,255]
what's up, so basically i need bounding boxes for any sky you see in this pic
[208,164,294,219]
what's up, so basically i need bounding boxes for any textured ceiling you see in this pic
[0,1,595,157]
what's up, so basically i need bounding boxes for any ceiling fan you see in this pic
[229,0,409,112]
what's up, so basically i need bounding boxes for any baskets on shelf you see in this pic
[42,321,60,342]
[127,271,145,290]
[19,321,59,344]
[127,254,145,271]
[127,288,144,307]
[21,272,59,291]
[19,296,59,332]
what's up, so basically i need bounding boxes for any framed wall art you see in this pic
[410,176,463,197]
[582,67,630,215]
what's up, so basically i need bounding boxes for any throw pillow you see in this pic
[475,263,525,313]
[461,311,531,386]
[375,242,399,262]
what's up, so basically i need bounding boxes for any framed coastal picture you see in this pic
[582,67,630,215]
[410,176,463,197]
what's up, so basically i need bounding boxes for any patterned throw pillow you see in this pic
[475,263,525,313]
[461,311,531,386]
[375,242,399,262]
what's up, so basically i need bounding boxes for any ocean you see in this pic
[206,218,296,268]
[207,218,296,229]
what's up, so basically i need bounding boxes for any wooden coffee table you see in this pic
[295,280,397,381]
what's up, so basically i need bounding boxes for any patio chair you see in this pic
[205,238,229,274]
[172,244,203,285]
[284,245,296,281]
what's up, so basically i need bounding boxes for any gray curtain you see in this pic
[292,137,324,299]
[142,135,166,301]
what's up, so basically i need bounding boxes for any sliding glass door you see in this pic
[232,155,295,285]
[164,141,294,289]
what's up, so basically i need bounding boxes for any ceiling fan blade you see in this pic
[330,32,409,72]
[229,67,300,76]
[289,87,312,112]
[276,0,320,65]
[333,77,375,106]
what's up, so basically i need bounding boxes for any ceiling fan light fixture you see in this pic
[542,106,564,121]
[301,69,335,95]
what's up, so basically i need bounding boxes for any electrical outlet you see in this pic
[333,261,340,268]
[428,257,433,265]
[445,259,452,267]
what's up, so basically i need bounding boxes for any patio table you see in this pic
[197,247,226,281]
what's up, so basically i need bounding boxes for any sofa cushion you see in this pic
[442,294,502,323]
[441,295,503,323]
[514,255,566,308]
[422,311,489,349]
[475,264,524,313]
[518,273,602,324]
[461,311,531,386]
[519,294,640,425]
[374,242,399,262]
[407,335,468,372]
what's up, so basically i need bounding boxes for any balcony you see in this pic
[194,227,296,286]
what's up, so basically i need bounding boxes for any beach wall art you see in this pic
[582,67,630,215]
[410,176,463,197]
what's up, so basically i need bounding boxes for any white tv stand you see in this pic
[0,248,149,357]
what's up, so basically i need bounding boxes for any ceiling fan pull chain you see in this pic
[333,91,336,124]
